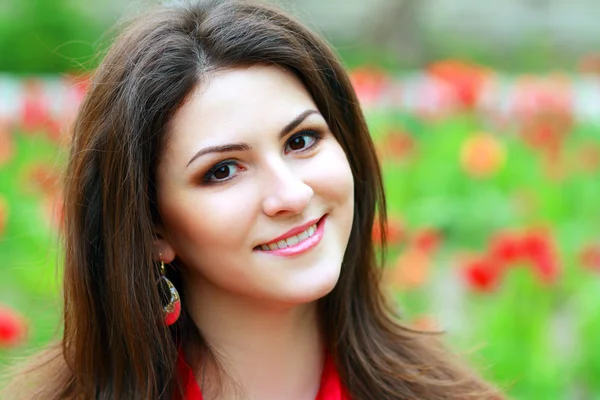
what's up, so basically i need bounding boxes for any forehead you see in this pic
[167,65,318,149]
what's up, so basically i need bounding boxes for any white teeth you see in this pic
[285,236,299,246]
[297,231,309,241]
[260,222,319,251]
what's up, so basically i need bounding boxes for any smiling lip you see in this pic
[255,215,327,257]
[263,216,323,245]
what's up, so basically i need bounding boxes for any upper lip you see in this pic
[260,215,323,245]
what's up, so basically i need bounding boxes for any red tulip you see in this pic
[489,232,523,265]
[372,215,405,247]
[349,67,389,106]
[20,79,52,134]
[377,130,416,162]
[427,59,492,111]
[412,227,442,254]
[0,305,28,348]
[460,254,503,292]
[520,231,560,284]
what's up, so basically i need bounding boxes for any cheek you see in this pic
[313,142,355,208]
[159,188,257,259]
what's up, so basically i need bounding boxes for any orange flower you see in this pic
[579,243,600,272]
[411,314,439,332]
[460,132,505,178]
[385,247,431,290]
[22,163,62,196]
[574,141,600,173]
[0,305,28,348]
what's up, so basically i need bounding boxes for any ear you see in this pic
[153,226,177,264]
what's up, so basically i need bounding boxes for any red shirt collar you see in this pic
[176,350,346,400]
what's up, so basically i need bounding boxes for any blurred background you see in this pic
[1,0,600,398]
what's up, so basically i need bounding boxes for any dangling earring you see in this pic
[159,260,181,326]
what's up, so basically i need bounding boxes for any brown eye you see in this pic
[213,165,231,180]
[285,131,320,154]
[289,136,307,150]
[203,161,242,184]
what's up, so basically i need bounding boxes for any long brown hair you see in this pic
[2,1,503,398]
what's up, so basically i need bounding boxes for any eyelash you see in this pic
[201,129,324,184]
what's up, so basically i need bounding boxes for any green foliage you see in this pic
[0,0,105,73]
[1,107,600,398]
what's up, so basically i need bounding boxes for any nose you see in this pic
[261,158,313,217]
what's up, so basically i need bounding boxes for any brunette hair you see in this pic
[2,0,503,399]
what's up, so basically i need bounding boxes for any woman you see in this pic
[3,0,503,398]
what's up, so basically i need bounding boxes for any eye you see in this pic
[285,130,322,154]
[203,161,242,183]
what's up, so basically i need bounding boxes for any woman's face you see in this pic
[155,65,354,305]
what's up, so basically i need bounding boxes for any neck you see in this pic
[184,276,325,400]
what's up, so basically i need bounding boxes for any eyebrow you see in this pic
[186,109,319,167]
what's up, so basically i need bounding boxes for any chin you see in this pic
[282,266,341,305]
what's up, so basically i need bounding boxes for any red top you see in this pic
[176,351,346,400]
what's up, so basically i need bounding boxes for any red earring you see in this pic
[160,260,181,326]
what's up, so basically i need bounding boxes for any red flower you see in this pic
[349,67,389,106]
[372,215,405,247]
[512,77,573,176]
[427,59,492,110]
[20,79,52,134]
[0,305,27,348]
[489,232,523,265]
[377,130,416,162]
[520,231,560,284]
[460,254,503,292]
[412,227,442,254]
